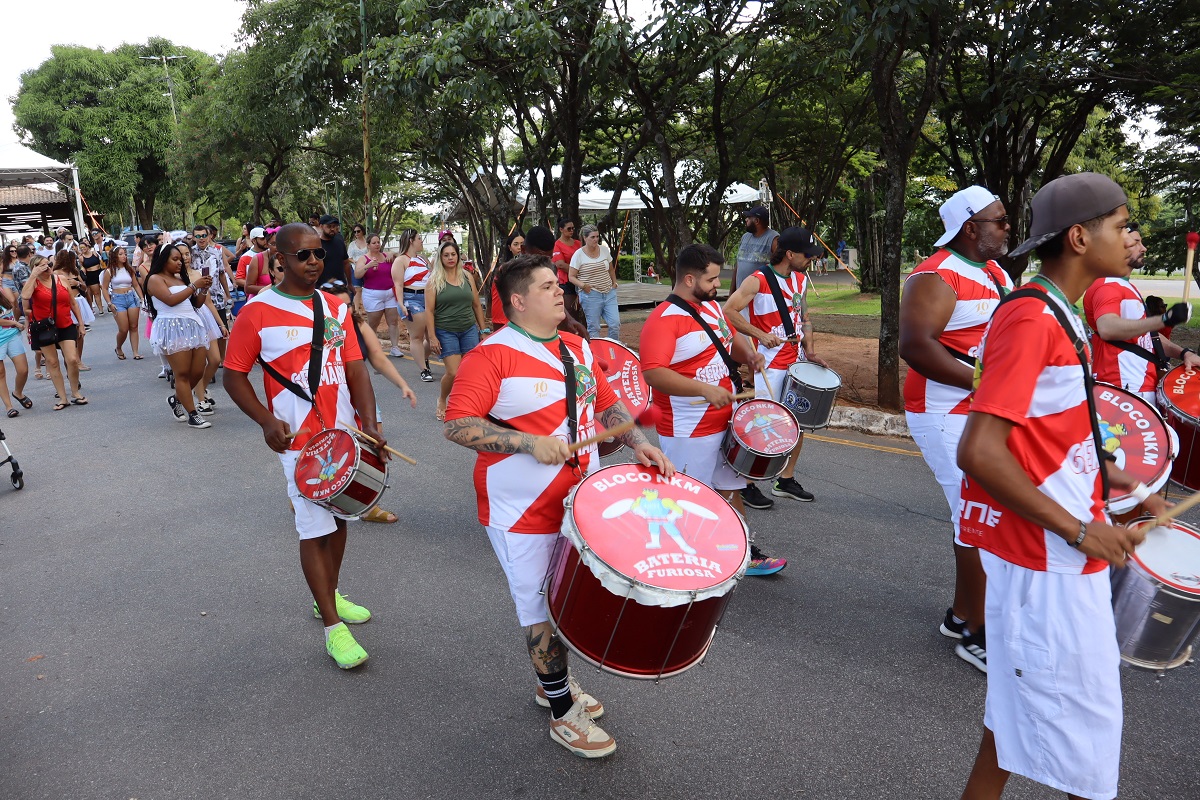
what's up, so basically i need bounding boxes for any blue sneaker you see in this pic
[745,544,787,576]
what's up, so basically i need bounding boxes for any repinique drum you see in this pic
[1158,365,1200,491]
[1093,383,1176,521]
[721,399,799,480]
[294,428,389,519]
[1111,518,1200,670]
[591,338,651,457]
[780,361,841,430]
[547,463,749,680]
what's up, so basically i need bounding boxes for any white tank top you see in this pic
[107,268,134,289]
[154,283,203,322]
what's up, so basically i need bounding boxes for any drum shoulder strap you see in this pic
[558,338,582,469]
[998,287,1111,500]
[757,267,796,339]
[664,294,743,393]
[257,292,326,410]
[1103,337,1169,370]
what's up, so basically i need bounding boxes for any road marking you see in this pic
[806,433,922,457]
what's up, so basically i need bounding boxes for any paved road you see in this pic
[2,312,1198,799]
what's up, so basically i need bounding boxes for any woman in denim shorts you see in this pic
[425,240,486,420]
[0,285,31,416]
[101,246,146,360]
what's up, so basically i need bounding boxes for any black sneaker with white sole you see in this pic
[740,483,774,510]
[196,399,215,416]
[940,607,967,639]
[187,412,212,429]
[955,626,987,673]
[420,368,435,382]
[772,477,815,501]
[168,395,186,421]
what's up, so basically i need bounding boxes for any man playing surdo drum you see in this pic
[443,254,673,758]
[1083,221,1199,404]
[224,223,388,671]
[898,185,1015,673]
[957,173,1168,800]
[639,244,784,575]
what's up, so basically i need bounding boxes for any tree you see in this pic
[13,39,212,227]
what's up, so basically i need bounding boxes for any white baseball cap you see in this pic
[934,185,1001,248]
[250,226,266,239]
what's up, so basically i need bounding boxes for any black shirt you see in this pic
[318,234,350,287]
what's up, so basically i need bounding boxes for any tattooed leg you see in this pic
[525,621,568,676]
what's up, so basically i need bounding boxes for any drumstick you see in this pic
[284,428,310,440]
[1184,232,1199,305]
[758,364,775,401]
[340,421,418,465]
[1135,487,1200,531]
[569,406,661,453]
[689,390,756,405]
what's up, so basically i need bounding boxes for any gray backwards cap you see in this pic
[1010,173,1128,257]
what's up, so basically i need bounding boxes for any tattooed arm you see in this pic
[444,415,572,466]
[597,402,676,478]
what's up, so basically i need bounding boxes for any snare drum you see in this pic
[1092,383,1176,522]
[294,428,389,519]
[590,338,651,457]
[1158,365,1200,491]
[780,361,841,430]
[720,399,799,480]
[1111,518,1200,670]
[546,464,749,679]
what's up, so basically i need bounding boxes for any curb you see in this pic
[828,406,910,438]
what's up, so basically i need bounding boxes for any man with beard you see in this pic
[734,206,778,288]
[1083,221,1198,404]
[898,186,1014,673]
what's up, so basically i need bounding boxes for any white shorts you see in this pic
[659,432,746,492]
[906,411,969,545]
[485,526,560,626]
[361,287,398,313]
[279,450,339,540]
[754,352,807,410]
[981,551,1122,800]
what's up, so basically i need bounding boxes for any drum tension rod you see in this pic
[657,593,697,682]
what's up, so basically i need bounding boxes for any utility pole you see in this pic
[360,0,373,233]
[140,54,184,127]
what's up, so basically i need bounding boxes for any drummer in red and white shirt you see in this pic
[444,254,672,759]
[1083,221,1198,403]
[898,185,1014,673]
[640,243,785,576]
[958,173,1167,800]
[224,223,387,672]
[724,226,826,507]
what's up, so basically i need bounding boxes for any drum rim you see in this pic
[785,360,842,387]
[1125,516,1200,597]
[563,464,750,605]
[1157,367,1200,427]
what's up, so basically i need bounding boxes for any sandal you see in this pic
[34,370,44,380]
[435,407,446,422]
[115,348,126,360]
[78,364,91,372]
[12,393,32,409]
[70,396,89,405]
[53,402,68,411]
[132,354,143,360]
[362,506,398,524]
[5,408,17,418]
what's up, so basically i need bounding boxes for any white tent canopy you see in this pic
[0,142,85,235]
[520,181,762,211]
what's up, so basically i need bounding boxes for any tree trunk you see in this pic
[134,194,156,228]
[853,168,884,293]
[876,160,907,411]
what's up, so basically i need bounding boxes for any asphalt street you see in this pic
[2,311,1198,799]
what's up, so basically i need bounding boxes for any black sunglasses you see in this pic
[279,248,326,261]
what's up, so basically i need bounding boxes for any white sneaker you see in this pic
[549,699,616,758]
[389,346,404,357]
[535,675,604,718]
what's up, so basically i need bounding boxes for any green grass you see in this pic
[807,287,882,316]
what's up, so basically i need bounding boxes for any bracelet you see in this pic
[1183,348,1195,359]
[1068,520,1087,548]
[1128,482,1152,503]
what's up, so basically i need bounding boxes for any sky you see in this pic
[1,0,247,151]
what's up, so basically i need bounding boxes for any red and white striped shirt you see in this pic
[957,284,1107,574]
[224,288,363,452]
[639,299,737,437]
[903,249,1013,414]
[746,269,807,370]
[403,254,430,290]
[445,326,618,534]
[1083,277,1156,394]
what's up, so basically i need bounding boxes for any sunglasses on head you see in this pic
[320,279,348,292]
[279,248,326,261]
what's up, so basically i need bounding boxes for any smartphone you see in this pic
[201,266,211,277]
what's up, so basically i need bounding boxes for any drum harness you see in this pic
[664,295,744,394]
[942,264,1008,367]
[997,279,1112,509]
[755,267,798,350]
[256,291,331,430]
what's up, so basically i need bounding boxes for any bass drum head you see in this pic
[1129,519,1200,596]
[295,429,360,504]
[592,338,650,459]
[787,360,841,389]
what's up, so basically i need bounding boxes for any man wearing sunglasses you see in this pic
[224,223,387,671]
[317,214,353,295]
[898,185,1015,675]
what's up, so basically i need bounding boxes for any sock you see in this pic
[951,613,967,626]
[537,667,573,718]
[324,622,344,642]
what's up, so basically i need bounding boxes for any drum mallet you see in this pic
[340,422,419,465]
[569,406,662,453]
[1184,232,1199,306]
[689,390,756,405]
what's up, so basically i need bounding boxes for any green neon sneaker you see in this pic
[325,623,368,669]
[313,590,372,624]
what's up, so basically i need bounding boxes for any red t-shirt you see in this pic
[746,269,807,370]
[1083,277,1156,394]
[957,284,1107,574]
[445,327,617,533]
[639,298,738,437]
[552,239,581,284]
[224,288,364,452]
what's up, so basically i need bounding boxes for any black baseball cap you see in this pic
[1010,173,1128,257]
[745,206,769,222]
[319,214,340,226]
[776,226,823,257]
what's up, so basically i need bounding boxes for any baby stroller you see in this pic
[0,425,22,490]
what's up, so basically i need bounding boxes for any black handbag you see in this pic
[28,277,59,348]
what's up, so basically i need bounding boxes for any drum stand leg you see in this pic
[657,594,697,683]
[597,594,633,674]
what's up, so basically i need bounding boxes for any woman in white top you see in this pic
[392,229,434,382]
[144,243,213,428]
[101,245,145,360]
[569,224,619,340]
